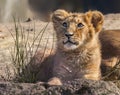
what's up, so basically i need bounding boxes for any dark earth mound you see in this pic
[0,79,120,95]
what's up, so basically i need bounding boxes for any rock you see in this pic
[0,79,120,95]
[0,82,45,95]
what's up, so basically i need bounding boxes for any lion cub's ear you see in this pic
[85,11,104,32]
[51,9,69,22]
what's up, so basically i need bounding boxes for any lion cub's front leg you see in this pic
[84,73,100,80]
[84,61,101,80]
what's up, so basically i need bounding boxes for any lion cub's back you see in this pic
[100,30,120,58]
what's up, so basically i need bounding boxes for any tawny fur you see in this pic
[28,10,120,84]
[46,9,104,85]
[99,30,120,67]
[29,30,120,83]
[100,30,120,60]
[100,30,120,80]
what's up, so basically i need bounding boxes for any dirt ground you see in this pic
[0,14,120,80]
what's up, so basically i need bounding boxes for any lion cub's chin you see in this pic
[63,43,79,51]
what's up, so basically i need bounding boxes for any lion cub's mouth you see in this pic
[63,39,79,45]
[62,39,79,50]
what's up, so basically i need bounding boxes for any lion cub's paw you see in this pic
[47,77,62,86]
[84,74,100,80]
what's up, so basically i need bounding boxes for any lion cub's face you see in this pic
[52,10,104,51]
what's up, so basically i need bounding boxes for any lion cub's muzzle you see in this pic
[63,32,79,45]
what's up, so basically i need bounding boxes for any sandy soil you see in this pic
[0,14,120,80]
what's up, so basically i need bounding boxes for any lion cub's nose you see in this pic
[65,32,74,38]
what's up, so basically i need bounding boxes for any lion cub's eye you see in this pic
[77,23,84,28]
[62,22,67,28]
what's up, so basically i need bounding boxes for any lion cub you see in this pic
[48,9,104,85]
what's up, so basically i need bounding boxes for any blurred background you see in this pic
[0,0,30,22]
[0,0,120,22]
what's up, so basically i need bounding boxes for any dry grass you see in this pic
[8,18,50,82]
